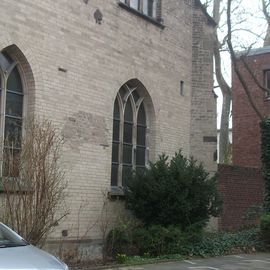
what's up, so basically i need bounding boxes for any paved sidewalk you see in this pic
[102,253,270,270]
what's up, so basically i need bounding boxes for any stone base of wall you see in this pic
[218,164,264,231]
[44,238,103,263]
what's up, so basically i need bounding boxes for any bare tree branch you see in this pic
[227,0,264,121]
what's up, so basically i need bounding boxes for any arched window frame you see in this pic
[111,82,148,187]
[0,51,25,177]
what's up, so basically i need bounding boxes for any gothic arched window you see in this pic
[0,51,24,176]
[111,82,147,186]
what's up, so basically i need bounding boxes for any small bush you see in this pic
[106,224,263,259]
[125,151,222,230]
[188,228,262,257]
[106,226,131,256]
[116,253,128,264]
[260,213,270,243]
[261,118,270,211]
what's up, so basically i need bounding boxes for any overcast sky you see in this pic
[201,0,267,128]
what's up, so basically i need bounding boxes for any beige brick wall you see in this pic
[190,2,217,174]
[0,0,216,241]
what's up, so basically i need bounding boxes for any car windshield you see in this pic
[0,223,27,248]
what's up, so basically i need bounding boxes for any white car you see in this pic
[0,222,69,270]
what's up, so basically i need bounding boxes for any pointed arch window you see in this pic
[0,51,24,176]
[111,82,147,186]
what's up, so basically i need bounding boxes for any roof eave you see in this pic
[194,0,217,27]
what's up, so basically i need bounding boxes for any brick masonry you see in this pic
[0,0,216,246]
[232,51,270,167]
[191,1,217,174]
[218,164,264,231]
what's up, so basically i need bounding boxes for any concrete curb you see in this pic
[70,258,184,270]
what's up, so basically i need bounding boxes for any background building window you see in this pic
[111,81,147,187]
[0,52,24,176]
[264,70,270,98]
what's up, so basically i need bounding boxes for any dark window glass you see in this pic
[111,163,118,186]
[0,52,12,71]
[111,82,148,187]
[6,93,23,117]
[113,120,120,141]
[112,143,119,163]
[137,104,146,125]
[113,99,120,120]
[265,70,270,97]
[4,117,22,148]
[3,148,20,177]
[0,77,1,111]
[2,52,13,66]
[124,123,133,143]
[119,86,127,100]
[148,0,154,17]
[7,67,23,93]
[136,146,146,166]
[122,165,132,186]
[126,80,138,90]
[130,0,139,10]
[124,99,133,122]
[123,144,133,164]
[143,0,155,17]
[137,126,146,146]
[132,90,140,103]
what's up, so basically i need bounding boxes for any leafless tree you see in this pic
[212,0,232,164]
[226,0,268,120]
[0,118,69,246]
[202,0,266,163]
[262,0,270,46]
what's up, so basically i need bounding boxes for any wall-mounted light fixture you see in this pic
[94,9,103,24]
[62,230,68,237]
[180,80,184,96]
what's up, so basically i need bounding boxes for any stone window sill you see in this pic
[118,2,165,29]
[108,185,125,199]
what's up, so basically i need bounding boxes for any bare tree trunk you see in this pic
[262,0,270,46]
[264,24,270,46]
[227,0,263,121]
[213,0,232,163]
[219,90,231,163]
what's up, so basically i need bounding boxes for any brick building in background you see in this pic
[218,47,270,230]
[0,0,217,255]
[232,47,270,168]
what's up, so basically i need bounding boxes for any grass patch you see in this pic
[116,254,184,265]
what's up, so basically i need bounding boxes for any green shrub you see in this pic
[125,151,222,229]
[133,225,168,256]
[106,226,131,256]
[260,118,270,211]
[115,253,128,264]
[188,228,262,257]
[106,223,263,259]
[260,213,270,243]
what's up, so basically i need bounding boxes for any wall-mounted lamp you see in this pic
[94,9,103,24]
[180,80,184,96]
